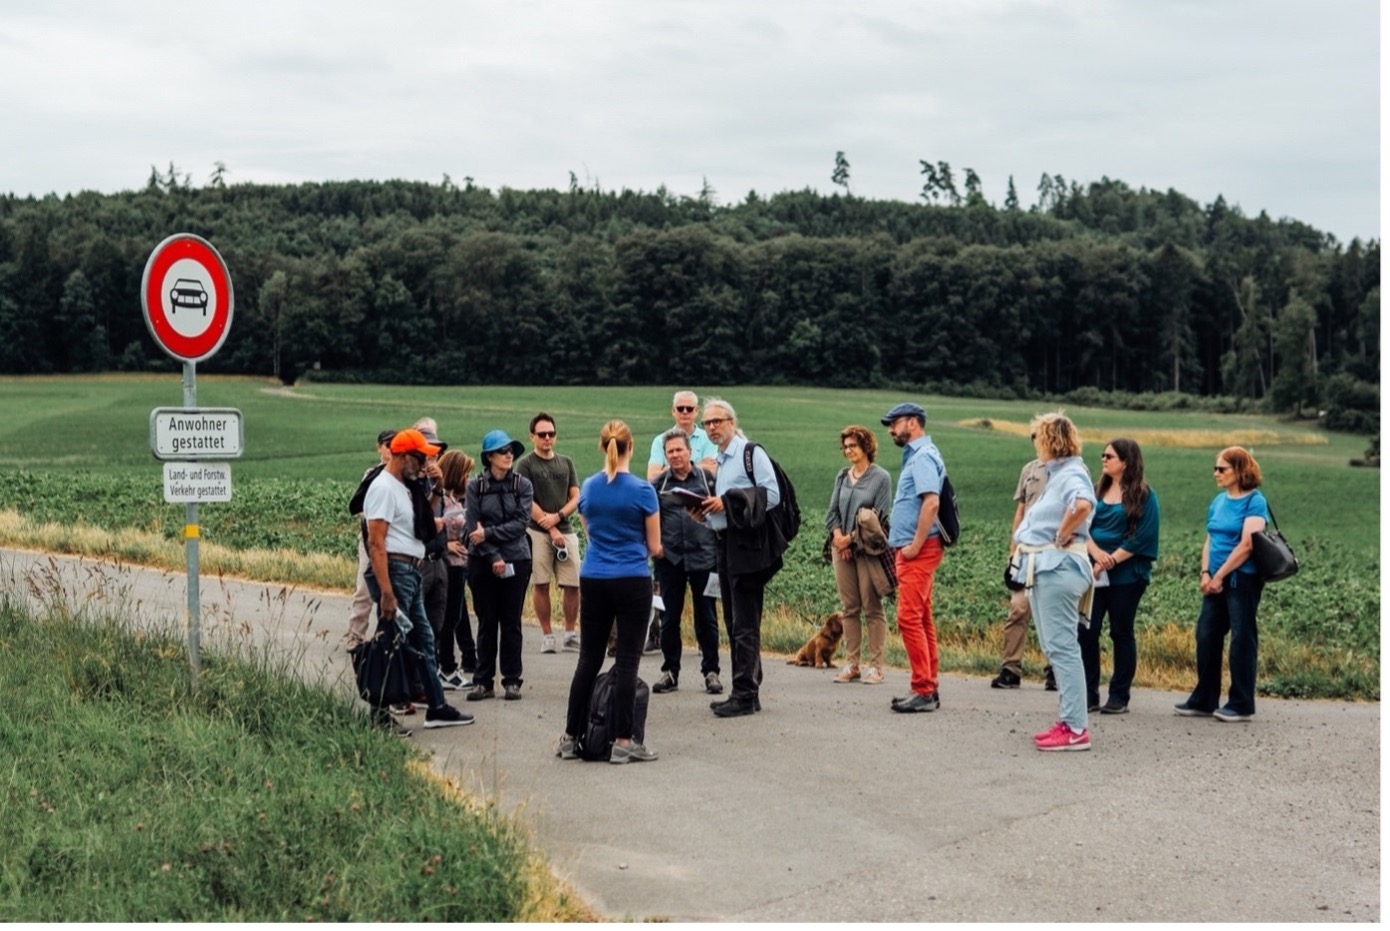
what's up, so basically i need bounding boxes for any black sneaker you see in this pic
[1043,665,1057,692]
[991,668,1021,689]
[652,672,678,693]
[424,704,475,728]
[1100,699,1129,714]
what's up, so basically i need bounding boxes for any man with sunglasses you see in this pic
[516,412,582,653]
[362,428,474,732]
[647,390,719,481]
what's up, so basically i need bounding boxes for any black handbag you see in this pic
[353,620,420,708]
[1249,504,1298,583]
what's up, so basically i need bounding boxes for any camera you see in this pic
[554,545,570,562]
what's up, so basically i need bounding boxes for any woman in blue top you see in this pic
[1011,412,1096,752]
[1082,438,1160,715]
[1175,446,1269,723]
[558,420,663,763]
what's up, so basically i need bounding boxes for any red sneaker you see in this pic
[1035,722,1090,752]
[1034,721,1065,742]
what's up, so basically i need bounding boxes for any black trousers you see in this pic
[654,559,721,678]
[1077,579,1148,705]
[717,546,767,701]
[439,563,478,675]
[468,559,531,689]
[565,576,651,741]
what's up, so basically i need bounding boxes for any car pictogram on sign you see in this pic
[170,278,209,315]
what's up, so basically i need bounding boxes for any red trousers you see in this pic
[895,539,945,696]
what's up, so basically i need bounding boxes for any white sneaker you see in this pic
[541,634,557,654]
[562,633,580,652]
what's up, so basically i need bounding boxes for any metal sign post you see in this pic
[182,362,202,687]
[141,233,238,690]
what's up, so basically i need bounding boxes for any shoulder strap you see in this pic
[743,442,758,483]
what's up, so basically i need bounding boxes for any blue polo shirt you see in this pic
[888,436,945,548]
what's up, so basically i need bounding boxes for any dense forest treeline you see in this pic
[0,167,1378,431]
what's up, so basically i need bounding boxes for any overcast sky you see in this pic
[0,0,1379,243]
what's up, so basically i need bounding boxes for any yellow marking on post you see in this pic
[185,525,201,539]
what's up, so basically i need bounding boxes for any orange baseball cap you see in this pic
[389,428,440,457]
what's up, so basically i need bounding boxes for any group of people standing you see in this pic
[348,396,1274,757]
[970,413,1269,750]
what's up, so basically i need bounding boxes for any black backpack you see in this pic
[742,442,801,543]
[575,669,650,762]
[935,474,961,547]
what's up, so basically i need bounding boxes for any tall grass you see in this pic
[0,596,592,921]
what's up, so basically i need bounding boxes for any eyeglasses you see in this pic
[674,406,696,414]
[841,443,859,451]
[1213,465,1230,473]
[702,417,730,428]
[1100,453,1118,461]
[533,431,556,439]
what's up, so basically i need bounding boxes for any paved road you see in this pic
[3,549,1379,922]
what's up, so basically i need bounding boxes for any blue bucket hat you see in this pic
[480,429,525,461]
[880,402,927,426]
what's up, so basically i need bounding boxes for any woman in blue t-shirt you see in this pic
[1083,438,1160,715]
[557,420,663,764]
[1175,446,1269,722]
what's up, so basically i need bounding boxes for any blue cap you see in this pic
[880,402,926,426]
[480,429,525,460]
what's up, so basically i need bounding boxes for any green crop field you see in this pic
[0,374,1378,699]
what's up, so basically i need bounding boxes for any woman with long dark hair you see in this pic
[1176,446,1269,723]
[437,449,478,689]
[557,420,663,764]
[1082,438,1160,714]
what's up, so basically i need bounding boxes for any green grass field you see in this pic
[0,374,1378,699]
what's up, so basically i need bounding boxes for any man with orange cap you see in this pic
[362,428,474,733]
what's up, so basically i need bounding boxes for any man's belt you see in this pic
[387,553,424,570]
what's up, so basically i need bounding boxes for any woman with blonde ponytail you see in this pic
[558,420,664,764]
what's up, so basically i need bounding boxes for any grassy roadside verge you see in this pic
[0,598,595,922]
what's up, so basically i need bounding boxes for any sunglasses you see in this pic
[675,406,697,414]
[1100,453,1118,461]
[493,448,515,457]
[533,431,556,439]
[1213,465,1231,473]
[702,417,730,428]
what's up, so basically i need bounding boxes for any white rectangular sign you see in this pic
[150,407,243,460]
[163,462,232,503]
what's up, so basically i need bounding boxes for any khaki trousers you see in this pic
[833,552,886,669]
[1000,587,1032,676]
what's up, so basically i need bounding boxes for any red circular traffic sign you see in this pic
[141,234,235,363]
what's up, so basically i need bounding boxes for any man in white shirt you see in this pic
[363,428,473,733]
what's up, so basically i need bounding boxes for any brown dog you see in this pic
[786,613,845,668]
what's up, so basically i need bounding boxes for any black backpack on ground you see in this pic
[742,442,801,544]
[575,668,650,762]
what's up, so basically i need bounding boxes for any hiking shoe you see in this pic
[1043,665,1057,691]
[465,685,494,701]
[652,672,678,693]
[1100,699,1129,715]
[861,666,884,685]
[562,633,581,652]
[890,692,939,713]
[1174,701,1213,717]
[502,683,522,701]
[555,736,578,760]
[832,666,861,684]
[610,742,659,764]
[642,634,662,655]
[389,702,416,716]
[1035,721,1090,751]
[1213,706,1253,723]
[423,704,475,729]
[991,668,1021,689]
[540,634,557,654]
[439,670,469,691]
[704,672,723,694]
